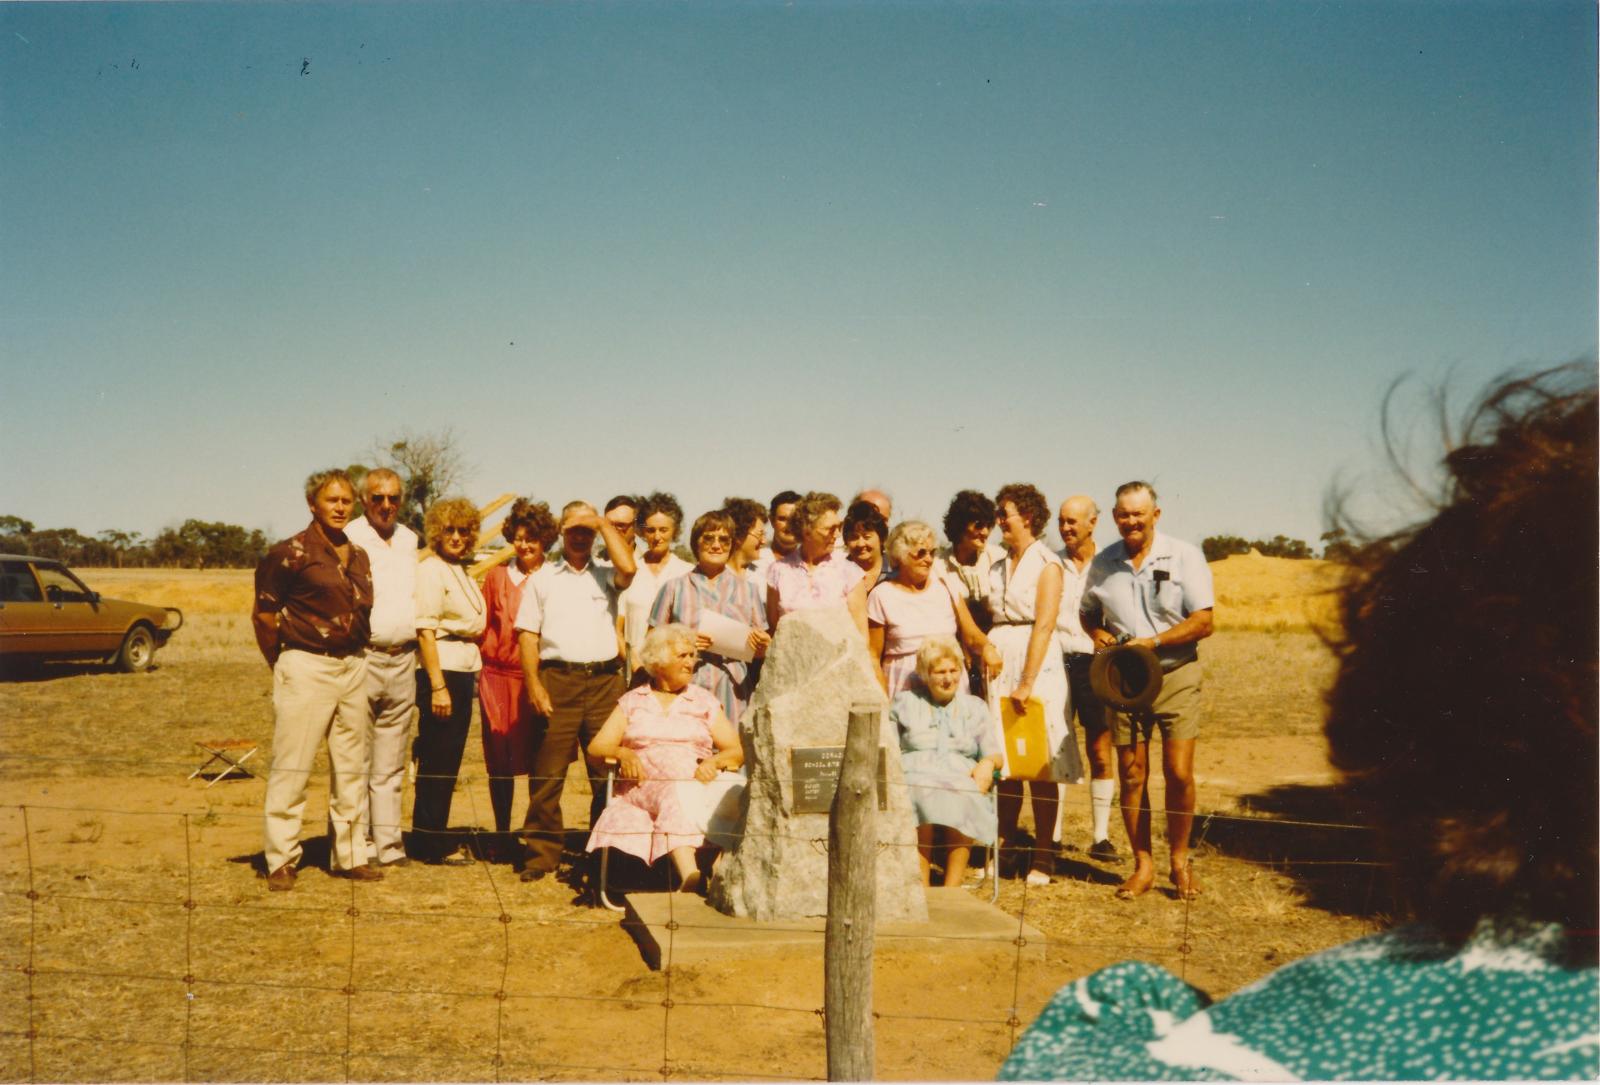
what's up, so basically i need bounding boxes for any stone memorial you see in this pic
[708,606,928,923]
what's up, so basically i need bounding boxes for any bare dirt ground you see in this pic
[0,560,1384,1082]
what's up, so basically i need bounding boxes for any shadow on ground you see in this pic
[1199,783,1395,919]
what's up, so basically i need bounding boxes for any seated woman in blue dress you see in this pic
[1002,367,1598,1080]
[890,635,1002,887]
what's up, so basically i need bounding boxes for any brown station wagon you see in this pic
[0,555,183,671]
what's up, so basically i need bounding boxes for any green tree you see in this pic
[1202,534,1252,562]
[373,428,469,535]
[1255,534,1313,560]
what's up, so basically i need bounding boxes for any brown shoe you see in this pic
[266,865,297,892]
[333,864,384,882]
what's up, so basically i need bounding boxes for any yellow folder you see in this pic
[998,696,1053,782]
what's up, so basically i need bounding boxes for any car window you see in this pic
[1,560,43,603]
[36,565,94,604]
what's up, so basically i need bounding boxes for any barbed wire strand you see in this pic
[1006,842,1030,1050]
[4,789,1378,1083]
[458,783,510,1083]
[343,870,357,1084]
[662,863,676,1081]
[2,756,1376,833]
[20,804,37,1082]
[181,812,194,1083]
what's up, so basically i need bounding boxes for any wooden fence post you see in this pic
[825,703,879,1081]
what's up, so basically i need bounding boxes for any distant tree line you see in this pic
[0,429,470,571]
[1201,529,1357,562]
[0,515,268,569]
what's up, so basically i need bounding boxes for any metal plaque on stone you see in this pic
[788,745,888,814]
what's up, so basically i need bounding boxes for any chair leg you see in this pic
[595,847,624,912]
[594,764,624,911]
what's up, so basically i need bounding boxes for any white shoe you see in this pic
[1025,869,1051,887]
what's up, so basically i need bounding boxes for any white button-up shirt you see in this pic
[1081,532,1214,670]
[513,559,624,664]
[346,516,418,649]
[1054,545,1096,656]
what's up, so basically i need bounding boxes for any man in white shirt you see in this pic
[344,468,418,868]
[1056,495,1117,860]
[1080,482,1215,902]
[513,501,636,882]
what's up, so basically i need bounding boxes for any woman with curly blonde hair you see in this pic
[408,496,486,864]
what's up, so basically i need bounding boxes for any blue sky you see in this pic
[3,1,1594,549]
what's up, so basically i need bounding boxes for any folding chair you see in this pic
[188,738,259,787]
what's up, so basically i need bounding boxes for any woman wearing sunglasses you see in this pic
[648,510,771,728]
[868,520,1001,699]
[409,497,487,864]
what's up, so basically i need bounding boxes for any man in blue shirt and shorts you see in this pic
[1080,481,1214,902]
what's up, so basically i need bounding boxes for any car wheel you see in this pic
[117,625,157,672]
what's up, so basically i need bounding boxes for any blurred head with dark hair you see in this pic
[994,482,1050,550]
[636,492,684,562]
[769,489,804,558]
[842,499,889,579]
[601,495,640,556]
[1325,365,1597,959]
[502,497,558,574]
[943,489,997,563]
[722,497,768,571]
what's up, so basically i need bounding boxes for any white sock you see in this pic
[1090,778,1115,842]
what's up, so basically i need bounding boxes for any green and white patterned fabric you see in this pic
[1001,919,1598,1080]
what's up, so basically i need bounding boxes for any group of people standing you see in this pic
[251,473,1214,904]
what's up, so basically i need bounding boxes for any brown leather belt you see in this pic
[541,657,622,677]
[368,641,418,656]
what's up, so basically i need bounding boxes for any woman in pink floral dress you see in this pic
[586,623,744,893]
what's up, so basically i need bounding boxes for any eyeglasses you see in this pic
[443,526,473,537]
[699,535,732,547]
[907,547,935,560]
[367,494,400,506]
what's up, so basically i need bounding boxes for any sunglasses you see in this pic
[443,526,473,537]
[699,535,732,547]
[907,547,935,560]
[367,494,401,506]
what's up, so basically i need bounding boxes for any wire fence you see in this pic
[0,749,1387,1082]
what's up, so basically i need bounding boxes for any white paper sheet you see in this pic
[696,611,756,662]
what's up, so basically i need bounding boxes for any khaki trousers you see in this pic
[363,648,417,865]
[263,649,372,873]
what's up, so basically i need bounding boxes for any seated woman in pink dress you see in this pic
[586,623,744,894]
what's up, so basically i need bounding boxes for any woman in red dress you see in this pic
[477,497,559,863]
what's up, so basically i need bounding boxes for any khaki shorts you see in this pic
[1109,661,1202,746]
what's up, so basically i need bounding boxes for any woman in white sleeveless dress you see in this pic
[987,483,1084,885]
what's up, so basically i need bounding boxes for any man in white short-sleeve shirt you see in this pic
[513,501,636,881]
[344,468,418,868]
[1080,481,1215,902]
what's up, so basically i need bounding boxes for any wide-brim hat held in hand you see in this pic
[1090,643,1164,711]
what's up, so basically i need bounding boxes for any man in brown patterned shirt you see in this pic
[253,468,379,890]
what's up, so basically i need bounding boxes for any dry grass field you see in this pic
[0,559,1384,1082]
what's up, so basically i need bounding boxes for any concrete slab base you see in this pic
[622,885,1044,970]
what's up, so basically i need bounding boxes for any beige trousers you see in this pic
[363,648,417,865]
[263,649,371,873]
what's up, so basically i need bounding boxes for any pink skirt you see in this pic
[477,663,536,777]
